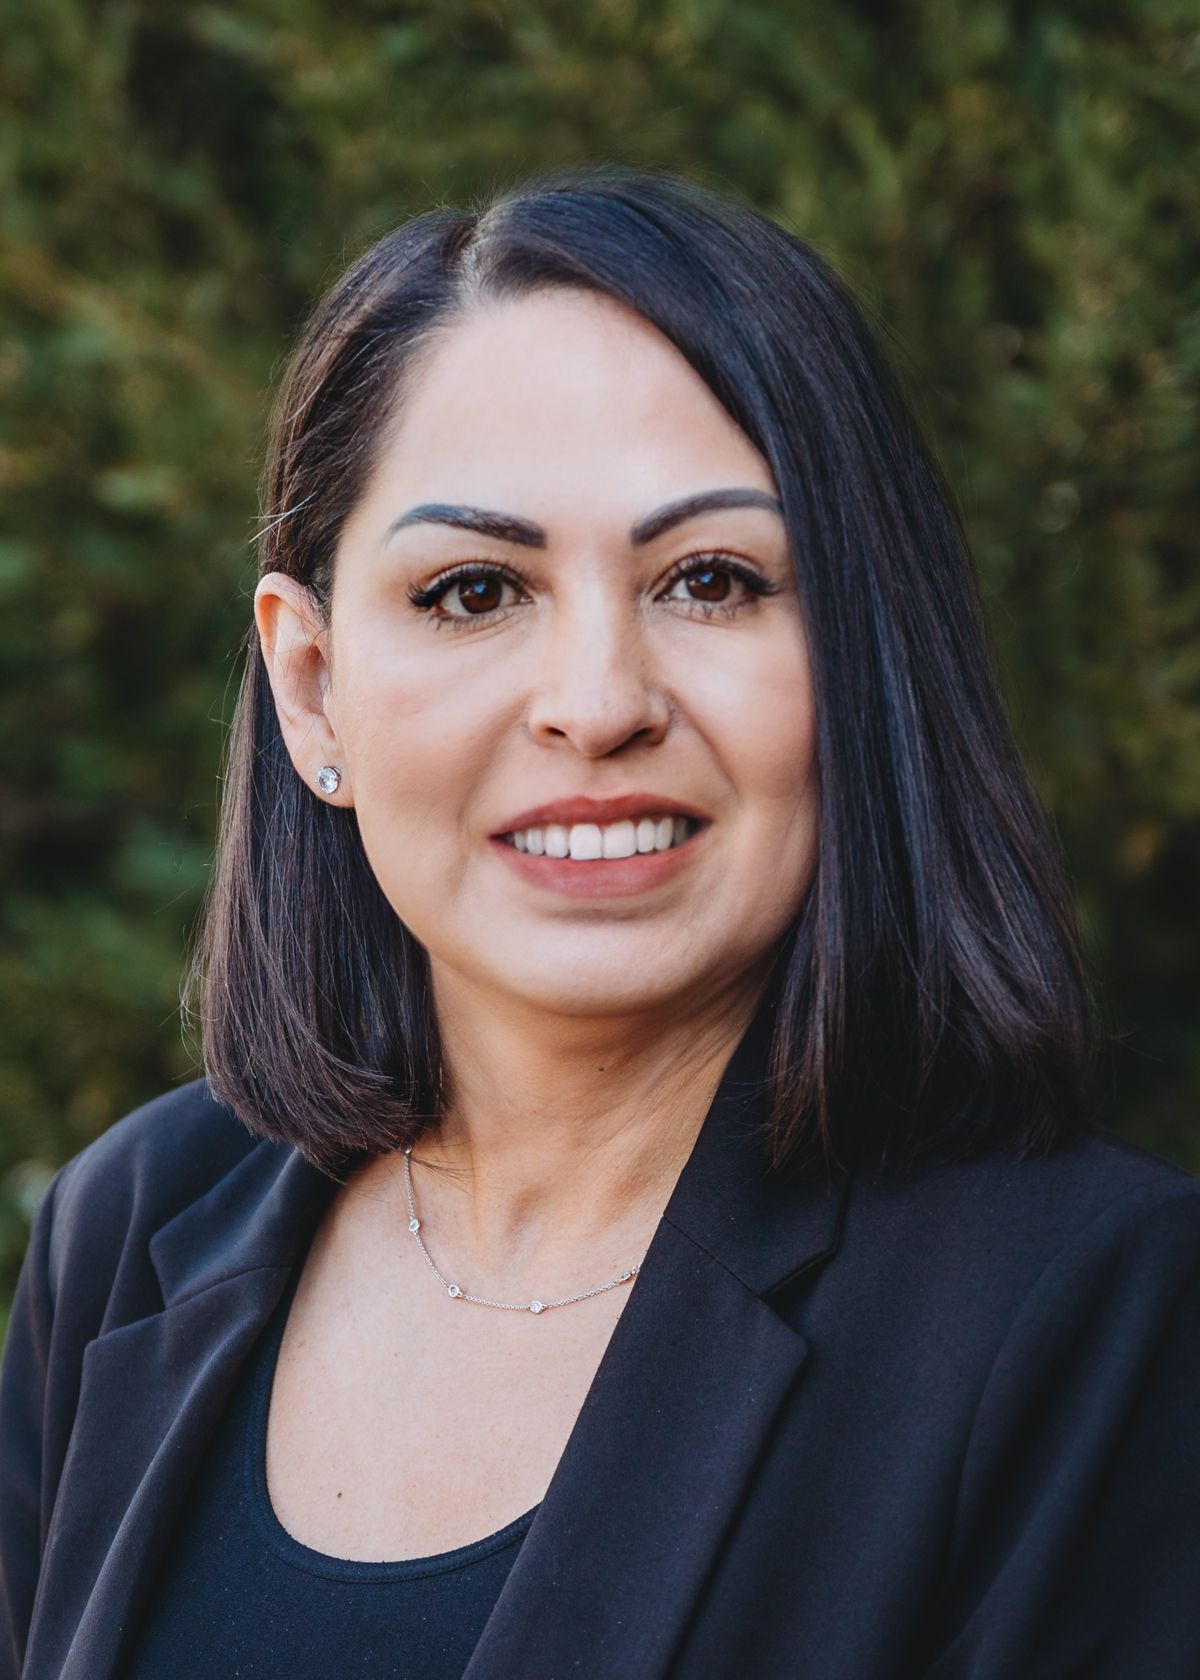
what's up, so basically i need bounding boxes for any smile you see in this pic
[498,815,700,858]
[488,817,709,899]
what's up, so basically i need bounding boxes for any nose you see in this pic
[525,588,672,758]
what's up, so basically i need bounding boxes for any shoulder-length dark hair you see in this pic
[184,163,1096,1181]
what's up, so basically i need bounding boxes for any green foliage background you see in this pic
[2,0,1198,1322]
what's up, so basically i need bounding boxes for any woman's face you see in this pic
[258,287,819,1024]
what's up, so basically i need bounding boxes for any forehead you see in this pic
[359,288,775,537]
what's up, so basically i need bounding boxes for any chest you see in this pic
[263,1218,632,1561]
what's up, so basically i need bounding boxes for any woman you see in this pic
[2,165,1198,1680]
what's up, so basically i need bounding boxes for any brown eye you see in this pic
[407,564,527,625]
[660,554,775,618]
[684,566,733,603]
[454,575,507,614]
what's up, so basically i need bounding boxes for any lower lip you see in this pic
[487,824,709,899]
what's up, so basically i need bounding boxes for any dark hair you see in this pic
[183,163,1096,1182]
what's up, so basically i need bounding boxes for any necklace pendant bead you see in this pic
[403,1143,639,1316]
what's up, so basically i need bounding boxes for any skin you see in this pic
[254,284,819,1311]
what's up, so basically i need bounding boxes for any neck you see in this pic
[379,968,773,1296]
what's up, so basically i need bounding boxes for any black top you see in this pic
[122,1266,539,1678]
[7,1022,1200,1679]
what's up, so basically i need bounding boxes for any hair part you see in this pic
[183,163,1097,1182]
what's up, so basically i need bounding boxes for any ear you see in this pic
[253,573,353,807]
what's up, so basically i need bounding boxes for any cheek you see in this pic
[704,637,819,930]
[689,630,816,812]
[333,620,464,783]
[330,652,548,964]
[749,692,817,807]
[734,687,820,924]
[331,645,494,883]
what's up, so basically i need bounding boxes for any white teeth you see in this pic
[568,823,603,860]
[505,815,697,857]
[601,820,637,859]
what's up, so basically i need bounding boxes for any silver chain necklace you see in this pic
[401,1144,642,1316]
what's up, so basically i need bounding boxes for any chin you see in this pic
[481,959,704,1021]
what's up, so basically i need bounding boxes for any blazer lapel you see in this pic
[28,1001,856,1680]
[465,1006,856,1679]
[24,1141,338,1680]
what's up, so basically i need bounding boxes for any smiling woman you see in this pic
[195,168,1096,1183]
[254,284,817,1029]
[3,166,1199,1680]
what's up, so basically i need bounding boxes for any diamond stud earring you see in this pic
[316,765,341,795]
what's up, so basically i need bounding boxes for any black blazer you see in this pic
[3,1019,1200,1680]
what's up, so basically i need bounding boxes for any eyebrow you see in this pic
[384,487,784,550]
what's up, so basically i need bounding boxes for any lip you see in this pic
[491,792,710,838]
[487,820,709,900]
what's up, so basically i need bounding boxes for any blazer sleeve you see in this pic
[0,1172,60,1680]
[921,1176,1200,1679]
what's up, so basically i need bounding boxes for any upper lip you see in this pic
[492,794,711,835]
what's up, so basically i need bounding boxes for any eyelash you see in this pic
[406,553,781,631]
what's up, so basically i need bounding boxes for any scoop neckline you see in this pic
[245,1267,541,1583]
